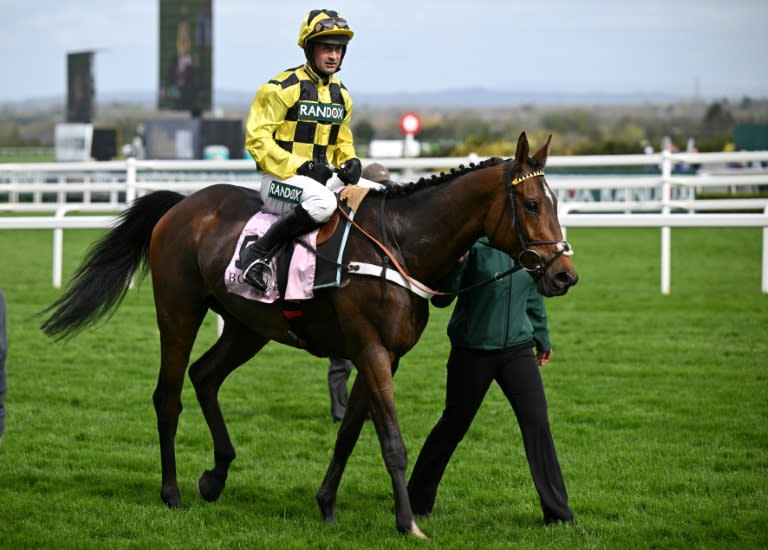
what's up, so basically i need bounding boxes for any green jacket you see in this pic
[432,239,552,352]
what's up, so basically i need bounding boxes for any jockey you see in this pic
[242,9,362,291]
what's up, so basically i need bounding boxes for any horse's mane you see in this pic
[367,157,508,197]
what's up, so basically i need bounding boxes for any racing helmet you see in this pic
[297,9,354,49]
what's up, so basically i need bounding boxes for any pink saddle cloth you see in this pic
[224,212,318,303]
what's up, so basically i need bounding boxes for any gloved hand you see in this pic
[338,158,362,185]
[297,161,333,184]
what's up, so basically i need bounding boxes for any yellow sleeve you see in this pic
[330,89,357,167]
[244,82,304,180]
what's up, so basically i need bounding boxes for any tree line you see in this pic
[353,97,767,156]
[1,97,766,158]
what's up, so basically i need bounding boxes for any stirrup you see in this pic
[243,258,275,292]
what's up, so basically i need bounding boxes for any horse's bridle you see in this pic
[502,164,574,279]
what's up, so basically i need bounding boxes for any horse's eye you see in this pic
[525,200,539,214]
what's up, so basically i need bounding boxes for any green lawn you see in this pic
[0,151,55,163]
[0,226,766,549]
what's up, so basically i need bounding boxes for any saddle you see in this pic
[225,185,370,303]
[314,184,369,242]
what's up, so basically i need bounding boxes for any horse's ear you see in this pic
[532,134,552,167]
[515,132,529,165]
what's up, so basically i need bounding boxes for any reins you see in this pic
[445,262,526,295]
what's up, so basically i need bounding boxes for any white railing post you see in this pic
[660,138,673,295]
[53,228,63,288]
[84,173,92,204]
[126,157,137,204]
[559,203,570,242]
[52,205,66,288]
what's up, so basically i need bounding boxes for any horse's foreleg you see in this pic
[190,319,267,503]
[364,351,426,538]
[368,391,418,535]
[319,347,426,538]
[316,374,369,523]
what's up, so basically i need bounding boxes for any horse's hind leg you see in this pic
[189,316,267,502]
[153,307,206,509]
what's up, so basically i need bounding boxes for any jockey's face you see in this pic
[312,43,343,76]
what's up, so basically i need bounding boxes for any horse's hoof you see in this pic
[197,469,226,502]
[161,486,183,509]
[316,495,336,524]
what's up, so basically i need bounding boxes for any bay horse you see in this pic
[41,132,577,538]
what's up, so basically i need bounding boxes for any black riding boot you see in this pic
[242,205,320,291]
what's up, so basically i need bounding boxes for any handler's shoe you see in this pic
[544,510,574,525]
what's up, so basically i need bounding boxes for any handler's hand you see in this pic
[536,349,552,367]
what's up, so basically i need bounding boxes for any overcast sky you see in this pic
[1,0,766,104]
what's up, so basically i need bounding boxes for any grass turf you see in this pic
[0,226,766,548]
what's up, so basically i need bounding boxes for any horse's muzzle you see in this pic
[539,269,578,297]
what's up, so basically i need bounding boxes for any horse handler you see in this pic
[408,238,574,524]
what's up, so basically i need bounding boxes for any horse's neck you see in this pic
[385,173,498,284]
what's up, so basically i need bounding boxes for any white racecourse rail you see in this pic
[2,149,768,294]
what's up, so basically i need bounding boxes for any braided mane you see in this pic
[366,157,507,197]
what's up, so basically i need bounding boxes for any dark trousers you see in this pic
[408,342,572,523]
[327,357,353,421]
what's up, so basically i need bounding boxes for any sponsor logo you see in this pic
[298,101,345,123]
[268,180,303,203]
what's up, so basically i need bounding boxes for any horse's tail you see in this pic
[40,190,185,340]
